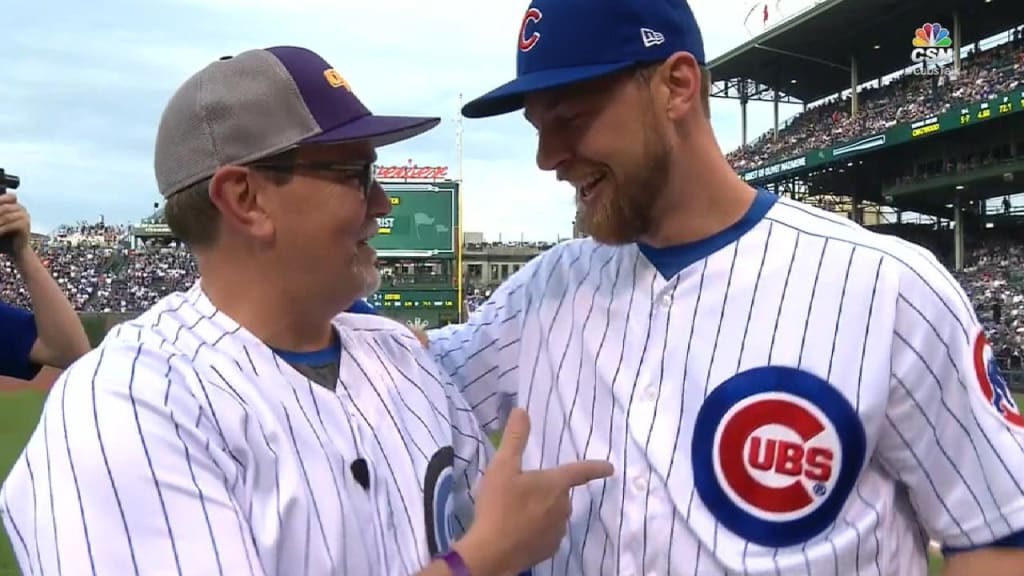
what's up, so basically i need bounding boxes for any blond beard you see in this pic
[576,174,658,245]
[577,115,669,245]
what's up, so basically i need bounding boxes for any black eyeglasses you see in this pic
[249,160,376,196]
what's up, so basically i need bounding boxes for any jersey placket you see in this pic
[334,373,413,575]
[614,263,679,575]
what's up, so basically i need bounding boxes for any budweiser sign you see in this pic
[375,165,449,180]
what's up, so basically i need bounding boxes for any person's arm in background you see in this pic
[0,193,90,370]
[0,301,43,381]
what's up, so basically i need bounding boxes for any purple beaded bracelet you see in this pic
[435,549,471,576]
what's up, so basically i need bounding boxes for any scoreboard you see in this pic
[368,289,458,310]
[742,88,1024,184]
[910,89,1024,138]
[371,176,457,257]
[366,165,462,328]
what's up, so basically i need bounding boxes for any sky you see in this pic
[1,0,815,241]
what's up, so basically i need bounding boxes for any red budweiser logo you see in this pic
[375,165,449,180]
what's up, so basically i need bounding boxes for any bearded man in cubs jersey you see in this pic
[0,46,613,576]
[422,0,1024,574]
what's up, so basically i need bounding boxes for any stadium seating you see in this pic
[726,38,1024,172]
[954,235,1024,371]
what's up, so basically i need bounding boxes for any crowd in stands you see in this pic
[727,35,1024,172]
[463,240,558,251]
[954,238,1024,371]
[0,241,117,311]
[0,232,199,315]
[49,221,132,247]
[92,242,198,313]
[2,222,1023,377]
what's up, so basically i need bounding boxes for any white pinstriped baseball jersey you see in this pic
[0,283,490,576]
[428,187,1024,576]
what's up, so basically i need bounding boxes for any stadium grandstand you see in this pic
[710,0,1024,387]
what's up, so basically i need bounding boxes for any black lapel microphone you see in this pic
[351,458,370,491]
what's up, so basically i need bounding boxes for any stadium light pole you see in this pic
[455,93,465,321]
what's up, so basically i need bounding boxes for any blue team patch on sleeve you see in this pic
[0,301,41,381]
[971,329,1024,431]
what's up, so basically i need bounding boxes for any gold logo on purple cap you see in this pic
[324,69,351,91]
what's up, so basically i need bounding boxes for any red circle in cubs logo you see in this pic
[715,393,842,521]
[972,330,1024,431]
[692,366,865,548]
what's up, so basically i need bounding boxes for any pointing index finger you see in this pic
[554,459,615,488]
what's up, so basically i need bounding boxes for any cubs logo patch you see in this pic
[519,7,543,52]
[692,366,866,548]
[424,446,456,556]
[972,330,1024,432]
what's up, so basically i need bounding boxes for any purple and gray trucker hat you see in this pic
[154,46,441,199]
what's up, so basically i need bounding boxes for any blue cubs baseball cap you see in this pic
[461,0,706,119]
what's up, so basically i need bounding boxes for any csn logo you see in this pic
[910,22,954,70]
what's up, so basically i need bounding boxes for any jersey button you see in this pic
[632,476,648,492]
[660,295,672,307]
[642,386,658,401]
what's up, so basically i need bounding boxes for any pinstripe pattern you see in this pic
[428,191,1024,575]
[0,284,490,575]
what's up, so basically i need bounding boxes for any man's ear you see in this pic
[661,51,703,123]
[208,166,275,240]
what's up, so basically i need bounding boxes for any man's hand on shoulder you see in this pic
[405,320,429,347]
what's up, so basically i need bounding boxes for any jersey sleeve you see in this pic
[367,326,493,551]
[0,340,266,576]
[880,248,1024,554]
[436,357,493,541]
[0,300,41,381]
[426,271,531,435]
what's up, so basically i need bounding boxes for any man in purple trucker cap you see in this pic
[0,46,613,576]
[419,1,1024,575]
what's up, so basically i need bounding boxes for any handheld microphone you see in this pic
[0,169,18,192]
[0,168,20,254]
